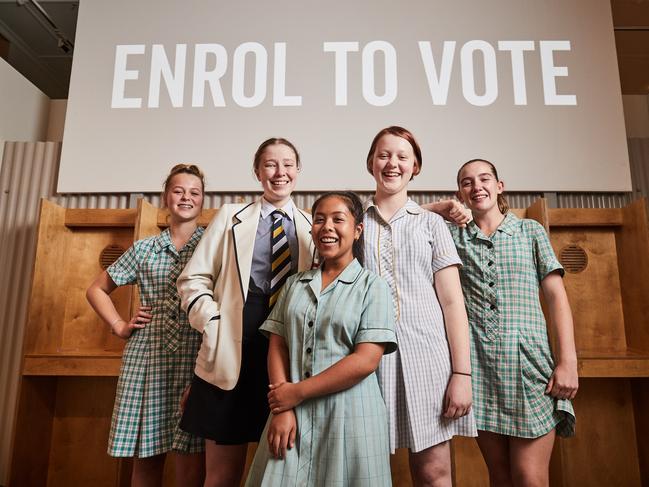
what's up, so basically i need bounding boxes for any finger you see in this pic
[289,426,296,449]
[139,306,152,311]
[444,404,458,419]
[279,432,287,459]
[545,376,554,394]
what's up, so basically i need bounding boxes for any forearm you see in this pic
[543,276,577,364]
[297,343,384,401]
[435,266,471,374]
[268,334,291,384]
[86,286,121,326]
[443,300,472,374]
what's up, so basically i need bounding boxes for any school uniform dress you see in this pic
[245,259,397,487]
[363,199,477,453]
[178,198,315,445]
[106,227,204,457]
[448,212,576,438]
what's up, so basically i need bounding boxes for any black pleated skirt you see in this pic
[180,293,270,444]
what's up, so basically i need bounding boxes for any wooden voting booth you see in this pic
[9,198,649,486]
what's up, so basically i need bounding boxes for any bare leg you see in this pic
[204,441,248,487]
[174,451,205,487]
[476,430,513,487]
[132,454,166,487]
[408,440,452,487]
[509,429,555,487]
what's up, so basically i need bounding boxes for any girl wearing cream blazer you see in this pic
[177,138,315,487]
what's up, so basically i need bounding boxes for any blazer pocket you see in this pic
[198,315,221,366]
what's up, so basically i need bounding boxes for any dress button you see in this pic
[308,321,314,327]
[486,241,493,248]
[306,347,312,354]
[171,313,177,319]
[488,261,494,266]
[489,304,496,310]
[305,371,311,378]
[489,282,494,287]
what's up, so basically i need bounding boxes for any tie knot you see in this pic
[272,209,286,220]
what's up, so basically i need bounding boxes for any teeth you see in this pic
[271,181,288,185]
[320,237,338,243]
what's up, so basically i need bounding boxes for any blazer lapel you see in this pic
[232,199,262,301]
[294,207,316,271]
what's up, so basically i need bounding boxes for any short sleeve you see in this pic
[431,215,462,273]
[530,221,564,281]
[106,244,139,286]
[259,275,295,339]
[354,276,398,355]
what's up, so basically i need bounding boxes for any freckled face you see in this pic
[370,134,420,197]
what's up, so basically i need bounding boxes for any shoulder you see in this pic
[294,206,312,224]
[132,234,159,255]
[519,217,547,237]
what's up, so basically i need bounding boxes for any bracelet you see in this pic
[452,371,472,377]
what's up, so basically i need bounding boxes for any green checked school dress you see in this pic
[448,213,575,438]
[106,227,205,457]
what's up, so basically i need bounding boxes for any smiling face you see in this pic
[164,173,204,223]
[456,160,504,216]
[255,143,298,207]
[369,134,420,198]
[311,196,363,268]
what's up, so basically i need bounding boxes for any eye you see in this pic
[313,217,324,224]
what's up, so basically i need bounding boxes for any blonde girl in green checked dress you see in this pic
[434,159,578,487]
[86,164,206,487]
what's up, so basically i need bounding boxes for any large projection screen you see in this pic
[59,0,631,193]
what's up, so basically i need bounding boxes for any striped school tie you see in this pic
[269,209,292,307]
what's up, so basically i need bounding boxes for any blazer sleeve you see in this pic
[177,207,228,333]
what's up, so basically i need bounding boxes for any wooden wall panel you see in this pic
[549,228,627,354]
[46,377,119,487]
[617,200,649,352]
[59,228,133,354]
[558,379,641,487]
[9,377,56,487]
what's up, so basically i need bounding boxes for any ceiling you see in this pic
[0,0,647,98]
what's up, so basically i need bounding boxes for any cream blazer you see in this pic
[177,198,316,390]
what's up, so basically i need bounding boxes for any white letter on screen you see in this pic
[461,40,498,106]
[540,41,577,106]
[273,42,302,106]
[112,44,145,108]
[148,44,187,108]
[323,41,359,106]
[418,41,456,105]
[498,40,534,105]
[362,41,398,106]
[232,42,268,108]
[192,44,227,107]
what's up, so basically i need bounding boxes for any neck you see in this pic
[321,254,353,277]
[373,189,407,221]
[472,207,506,235]
[265,196,290,209]
[168,218,198,250]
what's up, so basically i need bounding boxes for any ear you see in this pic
[254,168,261,181]
[354,222,364,240]
[497,180,504,194]
[455,190,465,204]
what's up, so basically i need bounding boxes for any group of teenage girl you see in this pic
[86,126,579,487]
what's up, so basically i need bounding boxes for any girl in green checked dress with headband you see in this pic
[432,159,578,487]
[86,164,207,486]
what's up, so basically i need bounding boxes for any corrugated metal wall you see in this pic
[0,140,647,484]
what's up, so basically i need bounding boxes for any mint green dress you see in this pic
[245,259,397,487]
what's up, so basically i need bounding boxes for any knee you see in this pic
[511,468,548,487]
[410,459,451,487]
